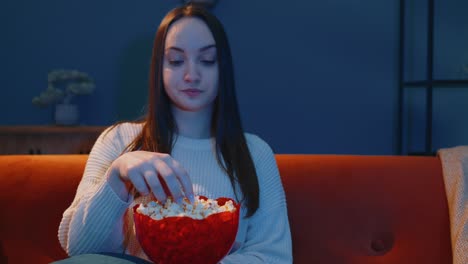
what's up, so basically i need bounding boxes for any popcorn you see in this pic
[136,196,237,220]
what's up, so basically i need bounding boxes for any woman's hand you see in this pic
[106,151,194,203]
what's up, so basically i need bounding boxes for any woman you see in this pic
[58,3,292,263]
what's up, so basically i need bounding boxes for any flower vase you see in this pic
[55,103,79,126]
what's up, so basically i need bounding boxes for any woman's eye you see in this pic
[201,60,216,66]
[169,60,183,66]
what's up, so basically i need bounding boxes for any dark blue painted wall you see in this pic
[403,0,468,153]
[2,0,467,154]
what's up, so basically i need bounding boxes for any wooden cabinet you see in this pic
[0,126,107,154]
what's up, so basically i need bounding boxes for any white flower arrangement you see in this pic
[32,69,95,107]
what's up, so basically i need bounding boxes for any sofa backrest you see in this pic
[276,154,452,264]
[0,155,87,264]
[0,154,452,264]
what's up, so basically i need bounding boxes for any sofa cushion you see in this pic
[0,155,88,263]
[276,154,452,264]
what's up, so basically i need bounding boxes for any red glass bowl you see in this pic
[133,196,240,264]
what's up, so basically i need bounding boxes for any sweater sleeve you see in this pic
[220,134,293,263]
[437,146,468,264]
[57,124,136,256]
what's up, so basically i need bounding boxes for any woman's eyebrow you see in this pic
[199,44,216,52]
[166,44,216,53]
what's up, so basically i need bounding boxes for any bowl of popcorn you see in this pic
[133,195,240,264]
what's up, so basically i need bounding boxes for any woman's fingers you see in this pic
[143,170,167,203]
[154,159,185,203]
[127,168,150,196]
[168,159,194,203]
[117,151,194,204]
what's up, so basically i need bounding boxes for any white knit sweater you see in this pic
[58,122,292,263]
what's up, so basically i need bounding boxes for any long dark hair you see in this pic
[122,4,259,217]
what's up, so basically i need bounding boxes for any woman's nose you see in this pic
[184,60,200,83]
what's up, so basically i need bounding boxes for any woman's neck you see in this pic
[171,106,213,139]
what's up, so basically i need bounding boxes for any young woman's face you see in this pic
[163,17,219,113]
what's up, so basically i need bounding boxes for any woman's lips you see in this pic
[182,89,202,97]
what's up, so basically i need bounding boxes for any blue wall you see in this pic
[2,0,467,154]
[403,0,468,153]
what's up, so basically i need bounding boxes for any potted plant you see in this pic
[32,69,95,125]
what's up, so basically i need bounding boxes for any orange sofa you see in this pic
[0,154,452,264]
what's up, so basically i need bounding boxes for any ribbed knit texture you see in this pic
[58,122,292,263]
[437,146,468,264]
